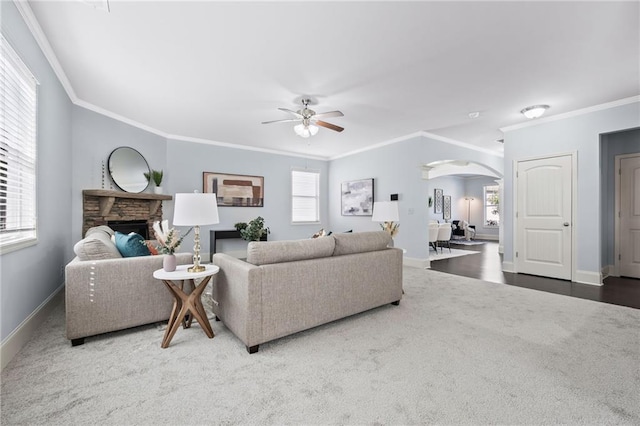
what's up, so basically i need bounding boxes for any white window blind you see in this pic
[1,35,38,252]
[292,169,319,223]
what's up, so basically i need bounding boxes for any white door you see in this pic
[619,154,640,278]
[516,155,573,280]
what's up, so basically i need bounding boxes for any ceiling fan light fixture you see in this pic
[520,104,549,119]
[294,123,319,138]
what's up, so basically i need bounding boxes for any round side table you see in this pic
[153,264,219,348]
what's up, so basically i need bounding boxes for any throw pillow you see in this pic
[73,229,122,261]
[114,231,151,257]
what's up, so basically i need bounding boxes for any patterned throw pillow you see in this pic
[114,232,151,257]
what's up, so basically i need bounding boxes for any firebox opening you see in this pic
[108,220,149,239]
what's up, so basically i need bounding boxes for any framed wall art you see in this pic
[443,195,451,220]
[434,188,443,214]
[341,178,374,216]
[203,172,264,207]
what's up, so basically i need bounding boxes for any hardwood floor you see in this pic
[428,240,640,310]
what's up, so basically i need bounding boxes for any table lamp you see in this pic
[173,192,220,272]
[372,201,400,246]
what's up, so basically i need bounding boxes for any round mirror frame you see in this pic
[107,147,151,193]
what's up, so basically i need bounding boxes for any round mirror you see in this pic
[107,147,150,193]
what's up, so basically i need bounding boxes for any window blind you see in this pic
[292,169,319,223]
[0,35,38,251]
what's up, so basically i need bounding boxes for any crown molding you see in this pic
[500,95,640,133]
[13,0,77,101]
[330,130,504,161]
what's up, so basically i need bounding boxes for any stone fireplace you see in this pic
[82,189,172,238]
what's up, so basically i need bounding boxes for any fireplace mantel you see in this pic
[83,189,172,216]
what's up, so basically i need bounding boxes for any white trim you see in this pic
[575,270,603,286]
[502,261,515,273]
[475,234,498,241]
[13,1,77,101]
[601,265,611,280]
[331,130,504,161]
[1,284,64,371]
[501,96,640,133]
[404,256,429,269]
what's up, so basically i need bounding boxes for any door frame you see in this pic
[513,151,578,282]
[614,152,640,277]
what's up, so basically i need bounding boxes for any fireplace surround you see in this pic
[82,189,172,238]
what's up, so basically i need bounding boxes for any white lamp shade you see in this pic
[173,193,220,226]
[372,201,399,222]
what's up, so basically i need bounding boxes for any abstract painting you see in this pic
[341,178,374,216]
[203,172,264,207]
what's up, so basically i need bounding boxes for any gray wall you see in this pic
[328,134,503,262]
[503,101,640,276]
[165,139,329,257]
[1,2,73,341]
[71,107,168,243]
[600,128,640,268]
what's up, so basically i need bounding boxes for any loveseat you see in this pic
[212,231,403,353]
[65,225,192,345]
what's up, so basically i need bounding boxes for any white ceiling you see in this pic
[25,1,640,159]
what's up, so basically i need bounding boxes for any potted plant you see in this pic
[240,216,270,241]
[234,222,248,232]
[151,169,163,194]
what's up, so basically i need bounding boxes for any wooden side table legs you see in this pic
[161,276,214,348]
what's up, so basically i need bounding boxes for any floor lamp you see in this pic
[465,197,474,223]
[173,192,220,272]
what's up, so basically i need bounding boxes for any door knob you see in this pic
[563,222,570,226]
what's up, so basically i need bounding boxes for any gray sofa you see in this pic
[65,225,192,345]
[212,231,403,353]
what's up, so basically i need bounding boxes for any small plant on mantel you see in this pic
[240,216,270,241]
[151,169,163,187]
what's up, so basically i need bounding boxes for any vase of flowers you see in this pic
[380,221,399,247]
[152,220,192,271]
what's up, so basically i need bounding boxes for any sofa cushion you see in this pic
[73,227,122,261]
[246,236,336,266]
[114,231,151,257]
[332,231,391,256]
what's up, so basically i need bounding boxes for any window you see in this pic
[291,169,319,223]
[1,35,38,253]
[484,185,499,227]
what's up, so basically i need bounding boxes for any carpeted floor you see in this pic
[2,267,639,425]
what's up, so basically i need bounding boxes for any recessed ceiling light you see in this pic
[520,104,549,119]
[468,111,480,119]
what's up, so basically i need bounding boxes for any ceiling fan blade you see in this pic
[314,120,344,132]
[261,118,301,124]
[313,110,344,119]
[277,108,303,118]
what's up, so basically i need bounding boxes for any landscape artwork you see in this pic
[341,178,374,216]
[203,172,264,207]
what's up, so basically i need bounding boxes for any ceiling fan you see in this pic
[262,99,344,138]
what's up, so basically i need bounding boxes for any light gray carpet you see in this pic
[2,267,639,425]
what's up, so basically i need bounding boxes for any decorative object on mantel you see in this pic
[107,146,150,193]
[151,169,164,194]
[372,201,400,247]
[173,192,220,273]
[240,216,270,241]
[203,172,264,207]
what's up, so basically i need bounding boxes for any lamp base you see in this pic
[188,265,206,273]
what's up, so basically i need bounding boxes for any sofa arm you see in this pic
[65,252,193,341]
[211,253,263,349]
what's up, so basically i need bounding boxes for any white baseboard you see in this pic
[404,256,429,269]
[502,261,515,273]
[1,284,64,371]
[475,234,499,241]
[575,270,603,286]
[601,265,612,280]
